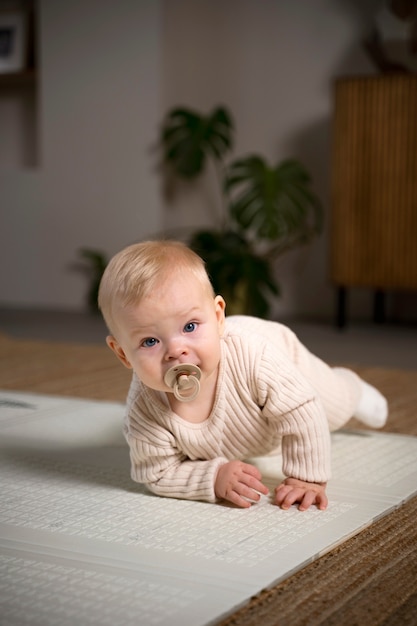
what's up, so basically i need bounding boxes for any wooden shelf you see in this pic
[331,75,417,327]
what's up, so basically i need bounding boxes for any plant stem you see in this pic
[211,157,230,232]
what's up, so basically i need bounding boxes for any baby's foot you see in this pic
[354,380,388,428]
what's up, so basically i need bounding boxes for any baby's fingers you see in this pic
[225,487,253,509]
[274,484,328,511]
[298,490,328,511]
[274,484,301,510]
[215,461,269,508]
[242,472,269,496]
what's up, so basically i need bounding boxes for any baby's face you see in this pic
[107,271,225,395]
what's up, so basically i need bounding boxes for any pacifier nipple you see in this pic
[164,364,202,402]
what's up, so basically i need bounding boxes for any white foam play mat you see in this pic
[1,391,416,626]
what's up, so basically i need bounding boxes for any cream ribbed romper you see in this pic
[123,316,362,502]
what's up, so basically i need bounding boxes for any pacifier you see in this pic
[164,363,202,402]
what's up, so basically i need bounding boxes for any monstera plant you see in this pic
[160,105,323,317]
[78,105,323,317]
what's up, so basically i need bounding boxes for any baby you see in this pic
[98,240,388,511]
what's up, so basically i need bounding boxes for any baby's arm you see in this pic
[215,461,269,508]
[274,477,328,511]
[129,436,229,503]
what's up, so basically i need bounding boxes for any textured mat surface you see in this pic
[1,333,416,626]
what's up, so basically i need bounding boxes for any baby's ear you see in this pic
[106,336,132,369]
[214,295,226,333]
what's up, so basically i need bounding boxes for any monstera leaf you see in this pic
[156,105,324,318]
[225,156,323,245]
[77,248,108,313]
[189,230,279,317]
[161,106,233,178]
[79,104,323,319]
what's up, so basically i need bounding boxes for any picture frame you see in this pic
[0,12,27,74]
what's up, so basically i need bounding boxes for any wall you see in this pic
[161,0,379,320]
[0,0,162,309]
[1,0,388,319]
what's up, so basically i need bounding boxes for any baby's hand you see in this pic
[215,461,269,508]
[274,477,328,511]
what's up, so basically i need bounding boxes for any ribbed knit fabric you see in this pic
[124,316,362,503]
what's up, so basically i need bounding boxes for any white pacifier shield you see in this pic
[164,364,202,402]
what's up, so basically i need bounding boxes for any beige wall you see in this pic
[160,0,378,319]
[0,0,163,309]
[0,0,383,318]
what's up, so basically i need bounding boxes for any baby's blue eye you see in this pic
[184,322,196,333]
[142,337,158,348]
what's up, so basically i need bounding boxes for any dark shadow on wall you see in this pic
[281,115,334,320]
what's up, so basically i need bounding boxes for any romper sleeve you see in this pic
[124,376,228,502]
[257,345,332,483]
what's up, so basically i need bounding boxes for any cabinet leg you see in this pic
[336,287,347,329]
[373,290,386,324]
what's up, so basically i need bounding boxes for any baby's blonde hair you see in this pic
[98,240,215,334]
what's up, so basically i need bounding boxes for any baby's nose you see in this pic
[165,338,188,360]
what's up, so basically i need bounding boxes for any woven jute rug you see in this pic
[1,333,416,626]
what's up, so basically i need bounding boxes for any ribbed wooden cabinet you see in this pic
[330,75,417,327]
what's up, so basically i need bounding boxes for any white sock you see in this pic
[354,380,388,428]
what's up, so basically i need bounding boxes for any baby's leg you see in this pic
[312,364,388,430]
[237,320,388,431]
[276,326,388,430]
[335,369,388,428]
